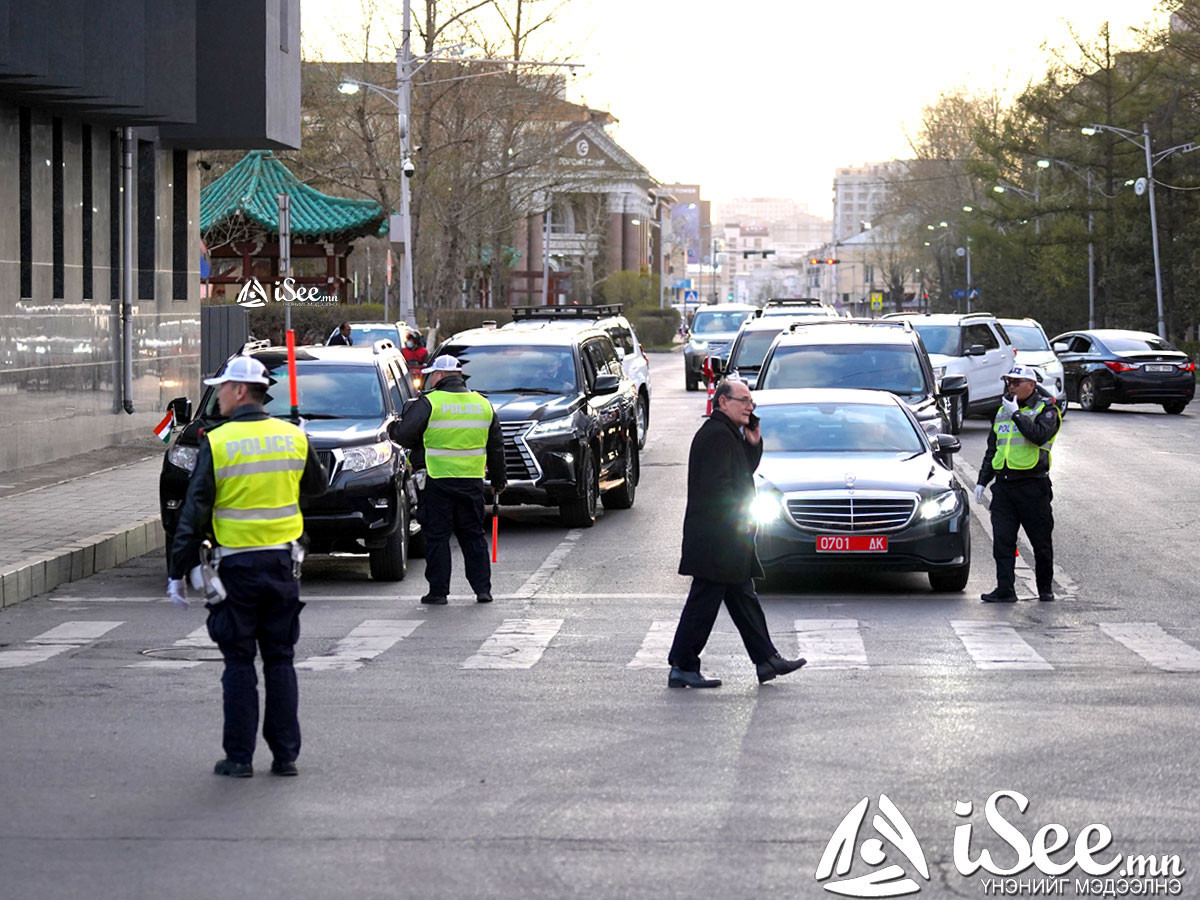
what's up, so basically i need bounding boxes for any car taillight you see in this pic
[1180,361,1196,372]
[1104,360,1138,373]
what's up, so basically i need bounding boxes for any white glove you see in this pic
[973,484,985,503]
[166,578,189,608]
[1001,395,1019,416]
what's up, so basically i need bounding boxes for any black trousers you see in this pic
[990,478,1054,595]
[205,550,302,765]
[419,480,491,597]
[668,577,778,672]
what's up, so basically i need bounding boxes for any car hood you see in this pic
[302,418,387,446]
[1015,350,1059,368]
[483,391,580,422]
[927,353,956,368]
[691,332,740,344]
[755,451,953,494]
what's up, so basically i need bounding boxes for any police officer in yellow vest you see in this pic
[975,364,1062,603]
[168,356,327,778]
[388,354,506,605]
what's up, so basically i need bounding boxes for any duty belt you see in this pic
[212,542,295,562]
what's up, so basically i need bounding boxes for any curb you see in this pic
[0,516,165,608]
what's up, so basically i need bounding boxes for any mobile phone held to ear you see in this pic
[747,411,760,430]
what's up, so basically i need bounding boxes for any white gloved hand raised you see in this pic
[1001,395,1019,416]
[166,578,189,608]
[973,484,986,503]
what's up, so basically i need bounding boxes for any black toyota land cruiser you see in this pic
[431,326,639,527]
[159,341,423,581]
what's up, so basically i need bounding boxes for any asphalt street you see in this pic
[1,354,1198,899]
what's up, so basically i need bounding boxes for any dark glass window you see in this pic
[19,107,31,299]
[82,124,93,300]
[137,140,155,299]
[52,118,64,298]
[172,150,188,300]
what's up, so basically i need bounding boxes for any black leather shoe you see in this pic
[476,593,493,603]
[270,760,298,776]
[981,589,1017,603]
[667,666,721,688]
[213,759,253,778]
[1038,591,1055,602]
[756,654,807,684]
[420,594,448,605]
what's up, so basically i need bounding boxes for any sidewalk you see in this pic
[0,440,167,607]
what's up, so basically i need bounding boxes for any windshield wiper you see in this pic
[499,387,558,394]
[297,413,344,419]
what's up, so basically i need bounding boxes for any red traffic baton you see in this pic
[491,497,500,562]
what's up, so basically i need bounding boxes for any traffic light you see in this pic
[808,257,840,265]
[742,250,776,259]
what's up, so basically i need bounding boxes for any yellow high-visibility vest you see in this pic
[209,418,308,547]
[992,399,1059,471]
[423,389,492,479]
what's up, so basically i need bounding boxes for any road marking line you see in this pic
[951,620,1053,671]
[794,619,868,669]
[511,530,584,599]
[126,626,214,669]
[0,621,123,669]
[461,618,563,669]
[628,619,675,669]
[296,620,423,672]
[1099,623,1200,672]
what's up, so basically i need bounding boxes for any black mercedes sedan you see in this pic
[750,388,970,592]
[1050,329,1195,414]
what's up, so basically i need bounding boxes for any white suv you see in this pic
[883,312,1017,434]
[996,317,1067,410]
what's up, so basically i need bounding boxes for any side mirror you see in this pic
[591,373,620,395]
[939,374,968,396]
[933,433,961,455]
[168,396,192,425]
[965,344,986,357]
[1052,342,1069,353]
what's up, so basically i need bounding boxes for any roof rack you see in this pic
[787,318,913,333]
[238,339,272,355]
[763,297,824,308]
[511,304,623,320]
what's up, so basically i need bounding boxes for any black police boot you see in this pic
[756,654,807,684]
[270,760,299,776]
[213,759,253,778]
[476,593,493,603]
[667,666,721,688]
[981,588,1017,603]
[1038,590,1055,602]
[420,593,448,605]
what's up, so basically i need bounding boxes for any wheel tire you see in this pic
[929,564,969,592]
[1078,375,1109,411]
[948,393,966,435]
[602,436,638,510]
[635,393,649,449]
[369,498,409,581]
[685,373,699,392]
[1163,400,1188,415]
[559,450,598,528]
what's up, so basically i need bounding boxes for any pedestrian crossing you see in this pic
[4,616,1200,676]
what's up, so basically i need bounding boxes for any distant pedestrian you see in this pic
[168,356,327,777]
[975,365,1062,602]
[388,355,506,604]
[668,379,806,687]
[327,322,353,346]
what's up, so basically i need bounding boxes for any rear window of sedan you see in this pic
[759,344,930,397]
[1103,335,1179,353]
[758,402,925,453]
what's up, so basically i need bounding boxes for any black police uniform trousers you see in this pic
[668,577,778,672]
[205,550,303,765]
[419,478,491,597]
[990,477,1054,595]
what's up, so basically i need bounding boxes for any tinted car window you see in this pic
[1067,336,1092,353]
[1004,325,1050,351]
[760,344,929,396]
[583,340,613,382]
[911,324,960,356]
[964,323,998,350]
[608,325,635,355]
[351,326,403,346]
[1103,335,1178,353]
[595,336,622,374]
[202,363,385,420]
[759,402,924,453]
[441,345,577,393]
[692,310,751,334]
[730,330,783,369]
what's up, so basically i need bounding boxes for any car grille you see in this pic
[315,449,340,483]
[785,494,916,532]
[500,422,540,483]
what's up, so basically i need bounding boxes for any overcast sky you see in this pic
[304,0,1168,217]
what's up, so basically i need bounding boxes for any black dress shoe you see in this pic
[667,666,721,688]
[476,593,493,603]
[756,654,807,684]
[420,594,448,605]
[1038,591,1055,602]
[981,589,1017,603]
[270,760,298,776]
[213,759,253,778]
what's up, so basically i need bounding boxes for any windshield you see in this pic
[351,326,402,346]
[730,330,783,369]
[1104,335,1178,353]
[692,310,751,335]
[201,363,384,419]
[439,345,578,393]
[759,402,925,454]
[759,344,930,396]
[910,324,961,356]
[1004,324,1050,352]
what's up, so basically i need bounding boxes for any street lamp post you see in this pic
[1037,158,1100,329]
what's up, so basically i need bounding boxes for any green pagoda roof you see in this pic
[200,151,388,242]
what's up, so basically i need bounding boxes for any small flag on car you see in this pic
[153,410,175,444]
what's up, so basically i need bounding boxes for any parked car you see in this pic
[754,319,965,437]
[883,312,1017,434]
[432,325,639,527]
[750,388,970,592]
[1049,329,1195,414]
[160,341,423,581]
[683,303,756,391]
[997,317,1067,409]
[503,304,652,448]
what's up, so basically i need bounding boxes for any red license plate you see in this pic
[816,535,888,553]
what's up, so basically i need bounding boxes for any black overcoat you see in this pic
[678,409,765,583]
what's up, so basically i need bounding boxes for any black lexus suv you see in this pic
[431,325,640,527]
[159,341,423,581]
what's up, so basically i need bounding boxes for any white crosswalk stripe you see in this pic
[462,618,563,669]
[126,626,215,669]
[296,620,423,672]
[1099,623,1200,672]
[794,619,868,669]
[951,620,1053,671]
[628,619,674,669]
[0,621,124,669]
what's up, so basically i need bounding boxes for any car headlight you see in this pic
[342,441,393,472]
[167,445,198,473]
[919,490,959,520]
[750,492,783,524]
[689,338,709,350]
[530,416,576,438]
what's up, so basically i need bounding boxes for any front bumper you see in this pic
[498,424,584,507]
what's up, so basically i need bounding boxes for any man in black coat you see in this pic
[667,378,806,687]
